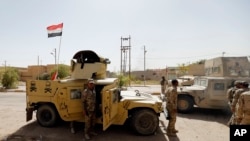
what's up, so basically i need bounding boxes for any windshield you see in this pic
[194,78,208,87]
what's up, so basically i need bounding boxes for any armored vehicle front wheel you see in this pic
[131,109,159,135]
[36,104,58,127]
[177,95,194,113]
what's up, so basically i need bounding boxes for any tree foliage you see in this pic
[1,68,19,89]
[117,74,129,87]
[178,63,189,76]
[194,59,206,65]
[38,73,50,80]
[50,64,70,80]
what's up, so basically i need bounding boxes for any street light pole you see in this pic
[51,48,57,66]
[222,52,225,57]
[54,48,57,65]
[144,45,147,86]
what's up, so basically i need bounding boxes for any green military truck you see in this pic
[26,50,163,135]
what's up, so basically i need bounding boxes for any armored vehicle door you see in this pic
[206,79,229,108]
[102,88,119,130]
[65,87,83,117]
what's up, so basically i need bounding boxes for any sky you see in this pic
[0,0,250,72]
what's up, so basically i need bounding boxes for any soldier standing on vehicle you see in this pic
[81,79,98,140]
[227,80,242,125]
[160,76,168,94]
[231,81,249,125]
[164,79,178,137]
[236,91,250,125]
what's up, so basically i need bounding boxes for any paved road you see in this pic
[0,86,230,141]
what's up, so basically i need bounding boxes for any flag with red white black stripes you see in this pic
[47,23,63,38]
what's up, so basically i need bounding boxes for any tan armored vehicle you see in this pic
[26,50,163,135]
[168,75,195,87]
[176,57,250,113]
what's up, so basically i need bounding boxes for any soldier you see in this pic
[227,80,241,105]
[231,81,249,125]
[236,91,250,125]
[227,80,242,125]
[81,79,98,140]
[164,79,178,137]
[160,76,168,94]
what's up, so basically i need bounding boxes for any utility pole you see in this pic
[143,45,147,86]
[120,36,131,86]
[4,60,6,72]
[37,56,40,80]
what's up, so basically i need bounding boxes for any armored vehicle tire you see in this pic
[177,95,194,113]
[36,104,58,127]
[131,109,159,135]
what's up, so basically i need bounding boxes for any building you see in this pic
[0,64,58,82]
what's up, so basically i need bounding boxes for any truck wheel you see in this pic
[36,105,57,127]
[131,109,159,135]
[177,95,194,113]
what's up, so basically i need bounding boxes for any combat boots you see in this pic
[164,128,178,137]
[167,132,177,137]
[70,127,75,134]
[172,129,178,133]
[84,134,90,140]
[90,131,98,136]
[164,127,178,133]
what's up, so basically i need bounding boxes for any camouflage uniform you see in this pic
[161,76,168,94]
[227,81,241,125]
[165,80,178,136]
[236,91,250,125]
[81,80,97,139]
[231,82,249,125]
[227,87,238,105]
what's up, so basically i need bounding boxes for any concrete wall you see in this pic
[19,64,57,81]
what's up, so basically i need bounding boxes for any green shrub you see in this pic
[1,68,19,89]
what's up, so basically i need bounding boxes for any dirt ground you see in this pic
[0,91,231,141]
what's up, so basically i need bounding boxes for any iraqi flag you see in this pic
[51,71,58,80]
[47,23,63,38]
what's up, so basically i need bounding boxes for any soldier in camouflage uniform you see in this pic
[81,79,98,140]
[227,80,242,105]
[164,79,178,137]
[160,76,168,94]
[227,80,242,125]
[231,81,249,125]
[236,91,250,125]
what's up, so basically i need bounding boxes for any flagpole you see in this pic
[47,22,63,80]
[57,30,63,79]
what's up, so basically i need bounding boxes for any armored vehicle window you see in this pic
[214,83,224,90]
[70,89,82,99]
[112,89,120,103]
[212,67,221,73]
[194,79,207,87]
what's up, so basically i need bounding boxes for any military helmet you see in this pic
[242,81,249,87]
[88,78,95,84]
[234,80,242,85]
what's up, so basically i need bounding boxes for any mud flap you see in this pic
[26,108,34,121]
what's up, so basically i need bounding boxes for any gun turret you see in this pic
[71,50,110,79]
